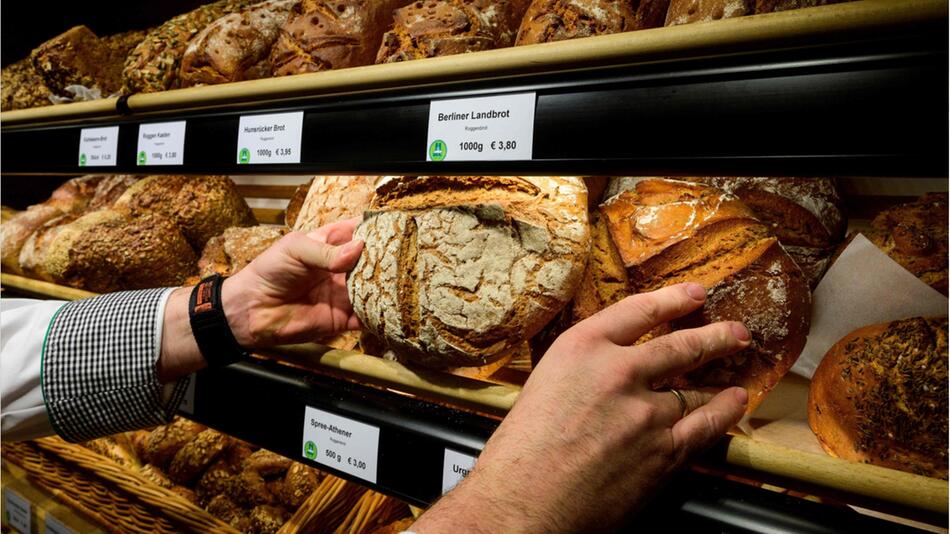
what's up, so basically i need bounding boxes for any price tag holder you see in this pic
[136,121,186,166]
[425,92,535,162]
[3,488,31,534]
[441,449,477,495]
[236,111,303,164]
[77,126,119,167]
[44,514,76,534]
[301,406,379,483]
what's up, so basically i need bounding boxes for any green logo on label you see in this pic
[79,153,87,166]
[137,151,147,165]
[238,147,251,164]
[429,139,447,161]
[304,441,317,460]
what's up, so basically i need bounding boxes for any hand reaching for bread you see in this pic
[412,283,750,532]
[221,217,364,349]
[158,218,363,381]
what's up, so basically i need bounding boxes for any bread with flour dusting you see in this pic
[348,176,590,368]
[600,178,810,412]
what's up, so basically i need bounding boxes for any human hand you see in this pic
[412,283,750,533]
[222,217,364,348]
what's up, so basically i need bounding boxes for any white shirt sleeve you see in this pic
[1,298,67,441]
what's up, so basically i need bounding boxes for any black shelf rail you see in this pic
[2,32,946,177]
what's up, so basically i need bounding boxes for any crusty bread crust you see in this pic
[516,0,638,45]
[349,176,589,367]
[808,317,948,479]
[292,176,376,232]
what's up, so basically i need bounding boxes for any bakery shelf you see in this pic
[1,0,946,177]
[2,275,946,530]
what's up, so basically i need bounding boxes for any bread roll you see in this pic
[516,0,638,45]
[42,210,197,292]
[1,204,64,275]
[808,317,948,479]
[30,25,123,95]
[169,429,230,485]
[179,0,298,87]
[348,176,589,368]
[292,176,375,232]
[142,418,206,469]
[198,226,289,278]
[269,0,412,76]
[249,504,290,534]
[601,179,810,412]
[123,0,253,93]
[376,0,530,63]
[281,463,321,508]
[866,193,948,296]
[113,175,255,251]
[665,0,751,26]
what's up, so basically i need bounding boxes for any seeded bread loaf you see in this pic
[348,176,590,368]
[42,210,197,292]
[1,58,53,110]
[30,25,124,96]
[682,177,846,288]
[18,213,80,281]
[270,0,412,76]
[808,317,948,479]
[665,0,751,26]
[516,0,638,45]
[291,176,376,231]
[1,204,65,275]
[376,0,530,63]
[113,175,256,251]
[123,0,253,93]
[180,0,299,87]
[866,193,948,296]
[198,225,289,278]
[601,179,810,412]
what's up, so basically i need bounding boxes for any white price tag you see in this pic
[441,449,477,495]
[236,111,303,164]
[301,406,379,483]
[136,121,186,166]
[3,488,31,534]
[426,92,535,162]
[178,374,196,414]
[44,514,75,534]
[77,126,119,167]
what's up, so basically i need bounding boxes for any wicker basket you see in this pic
[3,437,404,534]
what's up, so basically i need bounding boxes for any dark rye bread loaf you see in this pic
[113,175,256,251]
[866,193,948,296]
[600,179,811,413]
[42,210,197,292]
[30,25,124,96]
[270,0,412,76]
[808,317,948,479]
[348,176,590,368]
[179,0,299,87]
[376,0,530,63]
[515,0,639,45]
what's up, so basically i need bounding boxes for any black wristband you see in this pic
[188,274,248,367]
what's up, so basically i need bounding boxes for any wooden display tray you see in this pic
[0,0,942,126]
[2,273,946,522]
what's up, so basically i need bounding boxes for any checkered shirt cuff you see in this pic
[41,288,190,442]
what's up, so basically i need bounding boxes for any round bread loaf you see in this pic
[291,176,376,232]
[113,175,255,251]
[198,225,289,278]
[18,213,80,281]
[516,0,637,45]
[808,317,948,479]
[866,193,947,295]
[42,210,197,292]
[284,178,313,228]
[600,178,811,412]
[348,176,590,368]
